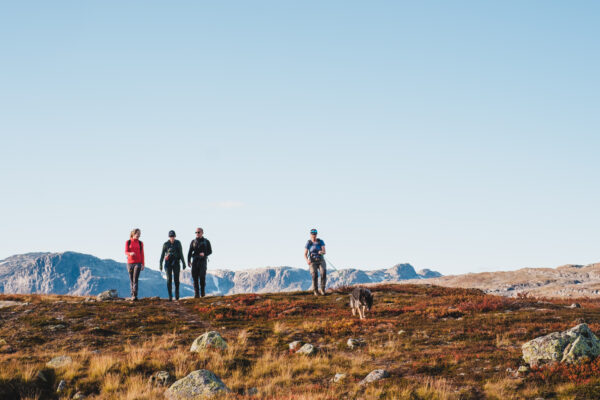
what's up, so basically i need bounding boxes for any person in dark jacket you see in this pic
[160,230,186,301]
[125,228,145,301]
[187,227,212,298]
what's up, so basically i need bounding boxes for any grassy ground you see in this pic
[1,284,600,399]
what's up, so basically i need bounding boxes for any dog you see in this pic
[349,287,374,319]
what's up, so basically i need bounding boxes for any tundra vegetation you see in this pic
[1,284,600,399]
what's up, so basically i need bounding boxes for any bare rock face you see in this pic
[522,324,600,366]
[165,370,230,399]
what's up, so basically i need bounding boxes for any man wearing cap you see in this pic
[160,230,186,301]
[188,228,213,298]
[304,228,327,296]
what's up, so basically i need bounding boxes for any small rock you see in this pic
[245,387,258,395]
[288,341,302,352]
[347,338,366,349]
[359,369,390,385]
[165,369,230,399]
[333,373,346,382]
[73,392,86,400]
[0,338,6,346]
[150,370,172,386]
[47,356,73,368]
[57,379,67,393]
[569,303,582,309]
[96,289,118,301]
[190,331,228,352]
[518,365,529,374]
[46,324,67,331]
[335,297,344,301]
[397,330,405,335]
[296,343,316,356]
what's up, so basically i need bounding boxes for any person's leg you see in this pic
[309,263,319,295]
[319,259,327,295]
[132,263,142,299]
[165,262,173,300]
[200,258,207,297]
[127,263,135,299]
[173,264,181,300]
[191,260,200,298]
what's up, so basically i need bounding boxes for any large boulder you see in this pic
[522,323,600,366]
[190,331,228,352]
[165,370,230,399]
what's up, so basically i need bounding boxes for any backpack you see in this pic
[127,239,143,254]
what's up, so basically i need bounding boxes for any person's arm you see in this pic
[206,240,212,257]
[187,241,193,266]
[125,241,133,257]
[159,243,166,270]
[304,244,310,265]
[177,241,186,269]
[320,245,326,255]
[140,241,145,267]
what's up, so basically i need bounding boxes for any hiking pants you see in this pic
[191,257,207,298]
[127,263,142,298]
[310,259,327,291]
[165,260,181,299]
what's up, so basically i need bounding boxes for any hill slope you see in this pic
[1,284,600,399]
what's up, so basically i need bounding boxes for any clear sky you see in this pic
[1,1,599,275]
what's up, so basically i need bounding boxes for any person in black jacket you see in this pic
[160,230,186,301]
[187,227,212,298]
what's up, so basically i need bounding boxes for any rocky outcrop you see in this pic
[296,343,316,356]
[522,324,600,366]
[165,370,230,399]
[190,331,228,352]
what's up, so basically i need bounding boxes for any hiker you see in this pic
[125,228,145,301]
[160,230,186,301]
[187,228,212,298]
[304,228,326,296]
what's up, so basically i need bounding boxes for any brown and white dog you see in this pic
[349,287,374,319]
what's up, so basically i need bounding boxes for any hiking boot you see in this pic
[168,296,173,302]
[319,288,326,296]
[313,290,319,296]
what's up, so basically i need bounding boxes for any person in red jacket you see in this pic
[125,228,145,301]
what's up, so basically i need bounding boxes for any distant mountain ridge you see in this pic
[405,262,600,298]
[0,252,441,297]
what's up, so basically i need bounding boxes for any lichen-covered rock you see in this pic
[165,370,230,399]
[46,355,73,368]
[96,289,118,301]
[296,343,316,355]
[190,331,228,352]
[359,369,390,385]
[333,373,347,383]
[56,379,67,393]
[522,323,600,366]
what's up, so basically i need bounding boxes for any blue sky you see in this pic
[1,1,599,275]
